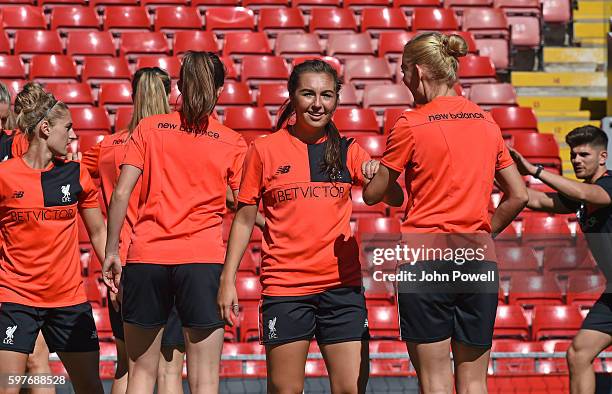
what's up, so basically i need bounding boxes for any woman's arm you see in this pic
[491,164,529,236]
[80,207,106,264]
[218,203,259,327]
[102,165,141,293]
[362,162,404,207]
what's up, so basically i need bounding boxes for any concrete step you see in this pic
[538,120,602,140]
[512,72,606,97]
[517,96,583,111]
[573,1,612,20]
[543,47,606,71]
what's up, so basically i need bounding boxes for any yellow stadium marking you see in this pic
[511,72,606,87]
[539,120,601,139]
[543,47,605,64]
[535,110,591,119]
[517,96,582,111]
[573,1,612,19]
[574,22,607,39]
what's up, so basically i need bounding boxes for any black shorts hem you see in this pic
[181,321,225,330]
[52,344,100,353]
[0,346,33,354]
[451,336,493,349]
[262,334,314,346]
[122,319,167,329]
[402,333,453,344]
[317,336,370,345]
[580,326,612,335]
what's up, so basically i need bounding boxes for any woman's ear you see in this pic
[39,120,51,138]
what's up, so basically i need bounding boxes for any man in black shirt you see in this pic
[511,125,612,394]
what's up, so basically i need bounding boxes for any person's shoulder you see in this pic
[208,117,247,146]
[101,130,129,147]
[251,129,284,150]
[145,112,180,129]
[0,157,20,172]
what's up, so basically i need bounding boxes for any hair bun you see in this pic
[444,34,468,58]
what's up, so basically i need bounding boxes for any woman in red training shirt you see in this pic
[102,51,247,394]
[218,59,403,394]
[0,87,106,394]
[363,33,528,394]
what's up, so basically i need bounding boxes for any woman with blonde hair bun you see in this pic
[363,32,528,393]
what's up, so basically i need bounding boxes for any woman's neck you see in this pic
[424,82,457,102]
[22,139,53,169]
[289,124,326,145]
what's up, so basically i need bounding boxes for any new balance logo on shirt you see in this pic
[12,191,24,199]
[3,325,17,345]
[275,165,291,175]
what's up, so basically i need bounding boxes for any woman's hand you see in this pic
[102,253,122,294]
[362,159,380,182]
[217,280,240,327]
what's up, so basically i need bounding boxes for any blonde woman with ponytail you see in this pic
[102,52,247,394]
[0,86,106,394]
[363,33,528,393]
[82,67,187,394]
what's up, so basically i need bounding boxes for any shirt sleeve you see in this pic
[11,132,28,158]
[495,131,514,171]
[122,121,146,170]
[81,141,101,179]
[381,117,414,173]
[78,163,99,209]
[595,175,612,202]
[347,140,372,186]
[557,193,581,212]
[237,143,264,205]
[228,136,248,191]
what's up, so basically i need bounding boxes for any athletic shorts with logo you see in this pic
[107,292,185,346]
[0,302,99,354]
[582,292,612,334]
[121,263,224,330]
[259,287,370,345]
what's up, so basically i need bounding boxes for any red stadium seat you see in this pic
[338,83,360,108]
[71,107,111,132]
[474,38,510,71]
[237,250,259,274]
[362,277,394,305]
[241,56,289,86]
[457,55,497,85]
[344,58,394,87]
[66,32,116,59]
[1,6,46,32]
[154,6,203,32]
[82,57,131,84]
[258,8,306,35]
[91,0,139,8]
[412,8,459,31]
[522,215,572,247]
[275,33,323,58]
[512,133,560,171]
[98,82,133,110]
[0,80,26,102]
[496,246,539,272]
[217,81,253,109]
[92,307,112,338]
[173,31,219,55]
[383,108,407,133]
[83,277,103,306]
[327,33,375,60]
[0,55,26,80]
[51,7,100,32]
[45,83,94,106]
[493,305,529,339]
[362,84,413,113]
[239,130,270,145]
[566,273,605,306]
[224,107,272,131]
[343,0,390,11]
[444,0,492,13]
[114,107,133,131]
[508,16,540,47]
[292,56,343,77]
[532,305,583,340]
[293,0,341,11]
[14,30,63,57]
[508,274,564,306]
[490,106,537,132]
[370,341,410,376]
[310,8,358,36]
[235,273,262,302]
[242,0,289,9]
[77,132,107,152]
[350,135,386,159]
[355,217,401,242]
[220,56,238,80]
[543,0,570,23]
[30,55,78,83]
[368,305,399,338]
[462,8,509,37]
[393,0,441,13]
[136,56,181,79]
[377,31,415,61]
[543,246,597,273]
[361,8,409,34]
[333,108,379,134]
[205,7,255,33]
[491,341,543,375]
[41,0,88,7]
[468,83,517,109]
[223,32,272,58]
[190,0,239,9]
[104,6,151,33]
[238,305,259,341]
[0,31,9,55]
[142,0,189,8]
[257,83,288,111]
[120,32,170,58]
[494,0,540,15]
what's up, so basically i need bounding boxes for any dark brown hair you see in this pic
[177,51,222,134]
[276,60,343,181]
[566,125,608,150]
